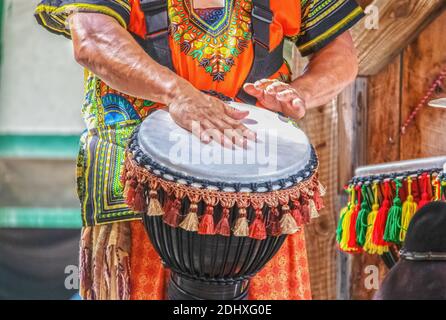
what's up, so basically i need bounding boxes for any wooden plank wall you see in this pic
[348,10,446,299]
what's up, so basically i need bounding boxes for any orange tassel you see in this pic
[198,206,216,235]
[163,198,181,227]
[291,200,303,226]
[249,209,267,240]
[124,179,137,207]
[215,208,231,236]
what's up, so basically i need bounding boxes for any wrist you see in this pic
[165,76,198,105]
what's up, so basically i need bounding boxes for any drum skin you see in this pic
[142,191,286,300]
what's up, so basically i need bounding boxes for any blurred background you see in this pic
[0,0,83,299]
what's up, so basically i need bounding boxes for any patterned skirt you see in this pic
[79,220,312,300]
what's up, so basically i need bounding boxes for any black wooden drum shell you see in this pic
[142,192,287,299]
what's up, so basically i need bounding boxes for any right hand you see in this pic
[168,87,256,148]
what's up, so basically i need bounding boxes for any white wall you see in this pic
[0,0,84,134]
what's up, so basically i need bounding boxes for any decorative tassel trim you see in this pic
[179,203,199,232]
[249,209,267,240]
[122,154,324,237]
[163,198,181,228]
[280,204,300,234]
[233,208,249,237]
[198,206,216,235]
[383,180,403,245]
[147,190,164,216]
[267,206,282,236]
[215,208,231,236]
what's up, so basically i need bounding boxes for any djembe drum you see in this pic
[122,102,324,300]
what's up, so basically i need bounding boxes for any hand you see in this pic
[168,86,256,148]
[243,79,306,120]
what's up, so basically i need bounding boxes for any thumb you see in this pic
[224,104,249,120]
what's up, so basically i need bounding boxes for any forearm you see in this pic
[69,13,194,105]
[291,32,359,109]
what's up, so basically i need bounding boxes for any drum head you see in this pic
[137,102,313,189]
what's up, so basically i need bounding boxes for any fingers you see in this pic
[223,103,249,120]
[201,119,237,149]
[243,83,263,98]
[283,97,306,120]
[222,114,256,142]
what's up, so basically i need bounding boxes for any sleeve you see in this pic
[296,0,364,57]
[34,0,131,39]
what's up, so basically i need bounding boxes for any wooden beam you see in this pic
[352,0,446,76]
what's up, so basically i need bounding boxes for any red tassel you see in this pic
[215,208,231,236]
[267,207,282,236]
[348,203,362,251]
[249,209,267,240]
[372,198,391,247]
[124,179,137,207]
[313,188,325,211]
[300,196,311,224]
[418,174,431,208]
[347,187,362,251]
[132,183,146,213]
[163,198,181,227]
[291,201,303,226]
[198,206,216,235]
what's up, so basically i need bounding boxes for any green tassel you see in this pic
[355,185,371,247]
[383,180,403,245]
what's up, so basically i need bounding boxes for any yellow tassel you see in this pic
[400,177,417,242]
[363,204,379,254]
[179,203,199,232]
[400,195,417,242]
[147,190,164,216]
[233,209,249,237]
[309,199,319,219]
[280,204,300,234]
[339,187,355,251]
[339,204,354,251]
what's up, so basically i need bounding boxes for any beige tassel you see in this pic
[318,180,327,197]
[147,189,164,216]
[233,208,249,237]
[280,205,300,234]
[179,203,199,232]
[309,199,320,219]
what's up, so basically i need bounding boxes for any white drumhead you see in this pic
[137,102,312,185]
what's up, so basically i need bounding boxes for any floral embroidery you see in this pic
[169,0,253,81]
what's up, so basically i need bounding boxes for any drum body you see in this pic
[124,102,322,300]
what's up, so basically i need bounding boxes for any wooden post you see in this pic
[336,77,368,299]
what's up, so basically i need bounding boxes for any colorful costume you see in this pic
[35,0,363,299]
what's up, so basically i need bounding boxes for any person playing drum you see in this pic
[34,0,364,299]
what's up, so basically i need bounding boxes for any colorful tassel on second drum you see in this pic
[337,167,443,256]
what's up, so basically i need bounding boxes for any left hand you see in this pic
[243,79,306,120]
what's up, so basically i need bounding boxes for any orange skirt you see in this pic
[130,221,312,300]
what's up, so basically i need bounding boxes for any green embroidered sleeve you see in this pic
[34,0,131,39]
[297,0,364,56]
